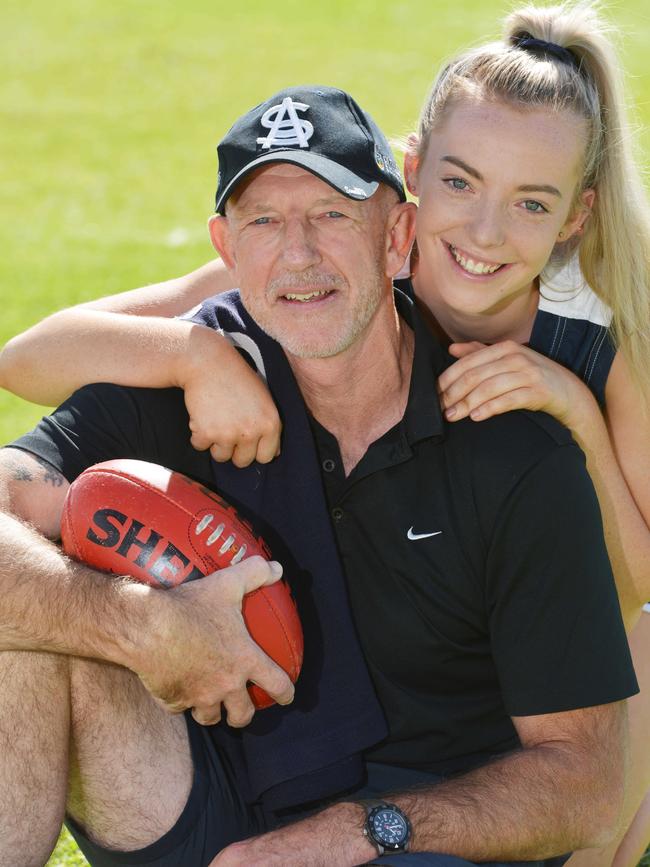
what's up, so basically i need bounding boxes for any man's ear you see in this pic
[385,201,418,279]
[208,215,236,269]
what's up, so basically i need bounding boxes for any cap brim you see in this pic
[215,150,379,214]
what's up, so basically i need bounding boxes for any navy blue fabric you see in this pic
[66,715,266,867]
[528,310,615,406]
[64,729,570,867]
[188,290,388,809]
[10,289,387,813]
[394,278,616,406]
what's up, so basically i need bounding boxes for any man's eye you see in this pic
[325,211,345,218]
[522,200,548,214]
[252,216,272,225]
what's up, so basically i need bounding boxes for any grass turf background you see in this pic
[1,1,648,864]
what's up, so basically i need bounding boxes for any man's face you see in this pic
[210,164,397,359]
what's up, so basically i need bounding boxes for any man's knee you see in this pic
[67,657,193,851]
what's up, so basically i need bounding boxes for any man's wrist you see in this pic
[47,556,160,670]
[101,576,164,671]
[325,802,380,864]
[357,798,412,856]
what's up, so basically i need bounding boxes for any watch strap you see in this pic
[360,798,387,814]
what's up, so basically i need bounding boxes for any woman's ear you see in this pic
[559,188,595,241]
[403,134,421,196]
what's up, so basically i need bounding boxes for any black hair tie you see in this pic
[515,36,580,69]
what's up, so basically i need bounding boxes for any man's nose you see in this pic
[280,218,322,269]
[467,198,507,250]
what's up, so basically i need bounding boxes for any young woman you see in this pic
[1,4,648,865]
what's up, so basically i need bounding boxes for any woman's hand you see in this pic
[177,327,282,467]
[438,340,592,427]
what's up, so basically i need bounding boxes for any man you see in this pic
[0,86,637,867]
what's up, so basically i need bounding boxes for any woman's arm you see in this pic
[0,259,232,404]
[0,259,282,467]
[600,352,650,598]
[438,341,649,628]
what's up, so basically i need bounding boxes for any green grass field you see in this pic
[1,0,649,864]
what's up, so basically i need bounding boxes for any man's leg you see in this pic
[0,651,71,867]
[66,656,193,851]
[66,657,265,867]
[1,646,263,867]
[0,649,192,866]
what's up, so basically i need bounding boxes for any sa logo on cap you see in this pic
[257,97,314,150]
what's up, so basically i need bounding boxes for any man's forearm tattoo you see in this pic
[3,452,34,483]
[34,456,64,487]
[10,463,33,482]
[1,451,65,487]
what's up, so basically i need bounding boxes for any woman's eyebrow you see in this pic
[442,155,561,197]
[516,183,562,197]
[441,155,483,180]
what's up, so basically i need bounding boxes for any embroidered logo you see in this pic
[257,97,314,150]
[407,527,443,541]
[343,185,367,198]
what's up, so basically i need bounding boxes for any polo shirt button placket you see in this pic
[322,459,336,473]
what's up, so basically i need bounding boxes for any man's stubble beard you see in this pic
[244,259,388,360]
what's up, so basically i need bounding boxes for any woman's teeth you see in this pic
[450,245,502,275]
[284,289,331,302]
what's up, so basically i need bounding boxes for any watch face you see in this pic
[370,807,409,848]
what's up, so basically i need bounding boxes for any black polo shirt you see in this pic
[9,291,637,780]
[310,293,637,775]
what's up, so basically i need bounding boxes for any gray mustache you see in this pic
[268,271,345,293]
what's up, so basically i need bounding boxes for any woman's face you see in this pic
[405,99,594,340]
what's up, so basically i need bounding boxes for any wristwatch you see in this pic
[360,798,412,856]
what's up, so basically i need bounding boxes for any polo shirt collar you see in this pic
[394,286,447,446]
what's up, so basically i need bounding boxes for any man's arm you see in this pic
[212,700,628,866]
[0,447,294,726]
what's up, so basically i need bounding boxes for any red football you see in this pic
[60,459,303,709]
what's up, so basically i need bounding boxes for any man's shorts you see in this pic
[67,716,571,867]
[66,714,266,866]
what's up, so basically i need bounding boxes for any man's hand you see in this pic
[134,556,295,727]
[208,803,375,867]
[0,449,293,727]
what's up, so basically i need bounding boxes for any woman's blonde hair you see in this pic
[411,2,650,398]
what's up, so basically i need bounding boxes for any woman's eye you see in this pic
[445,177,470,191]
[522,200,548,214]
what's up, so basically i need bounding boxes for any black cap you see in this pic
[215,85,405,214]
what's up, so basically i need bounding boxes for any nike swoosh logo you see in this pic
[407,527,443,541]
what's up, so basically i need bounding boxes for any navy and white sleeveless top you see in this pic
[530,257,616,407]
[398,256,616,407]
